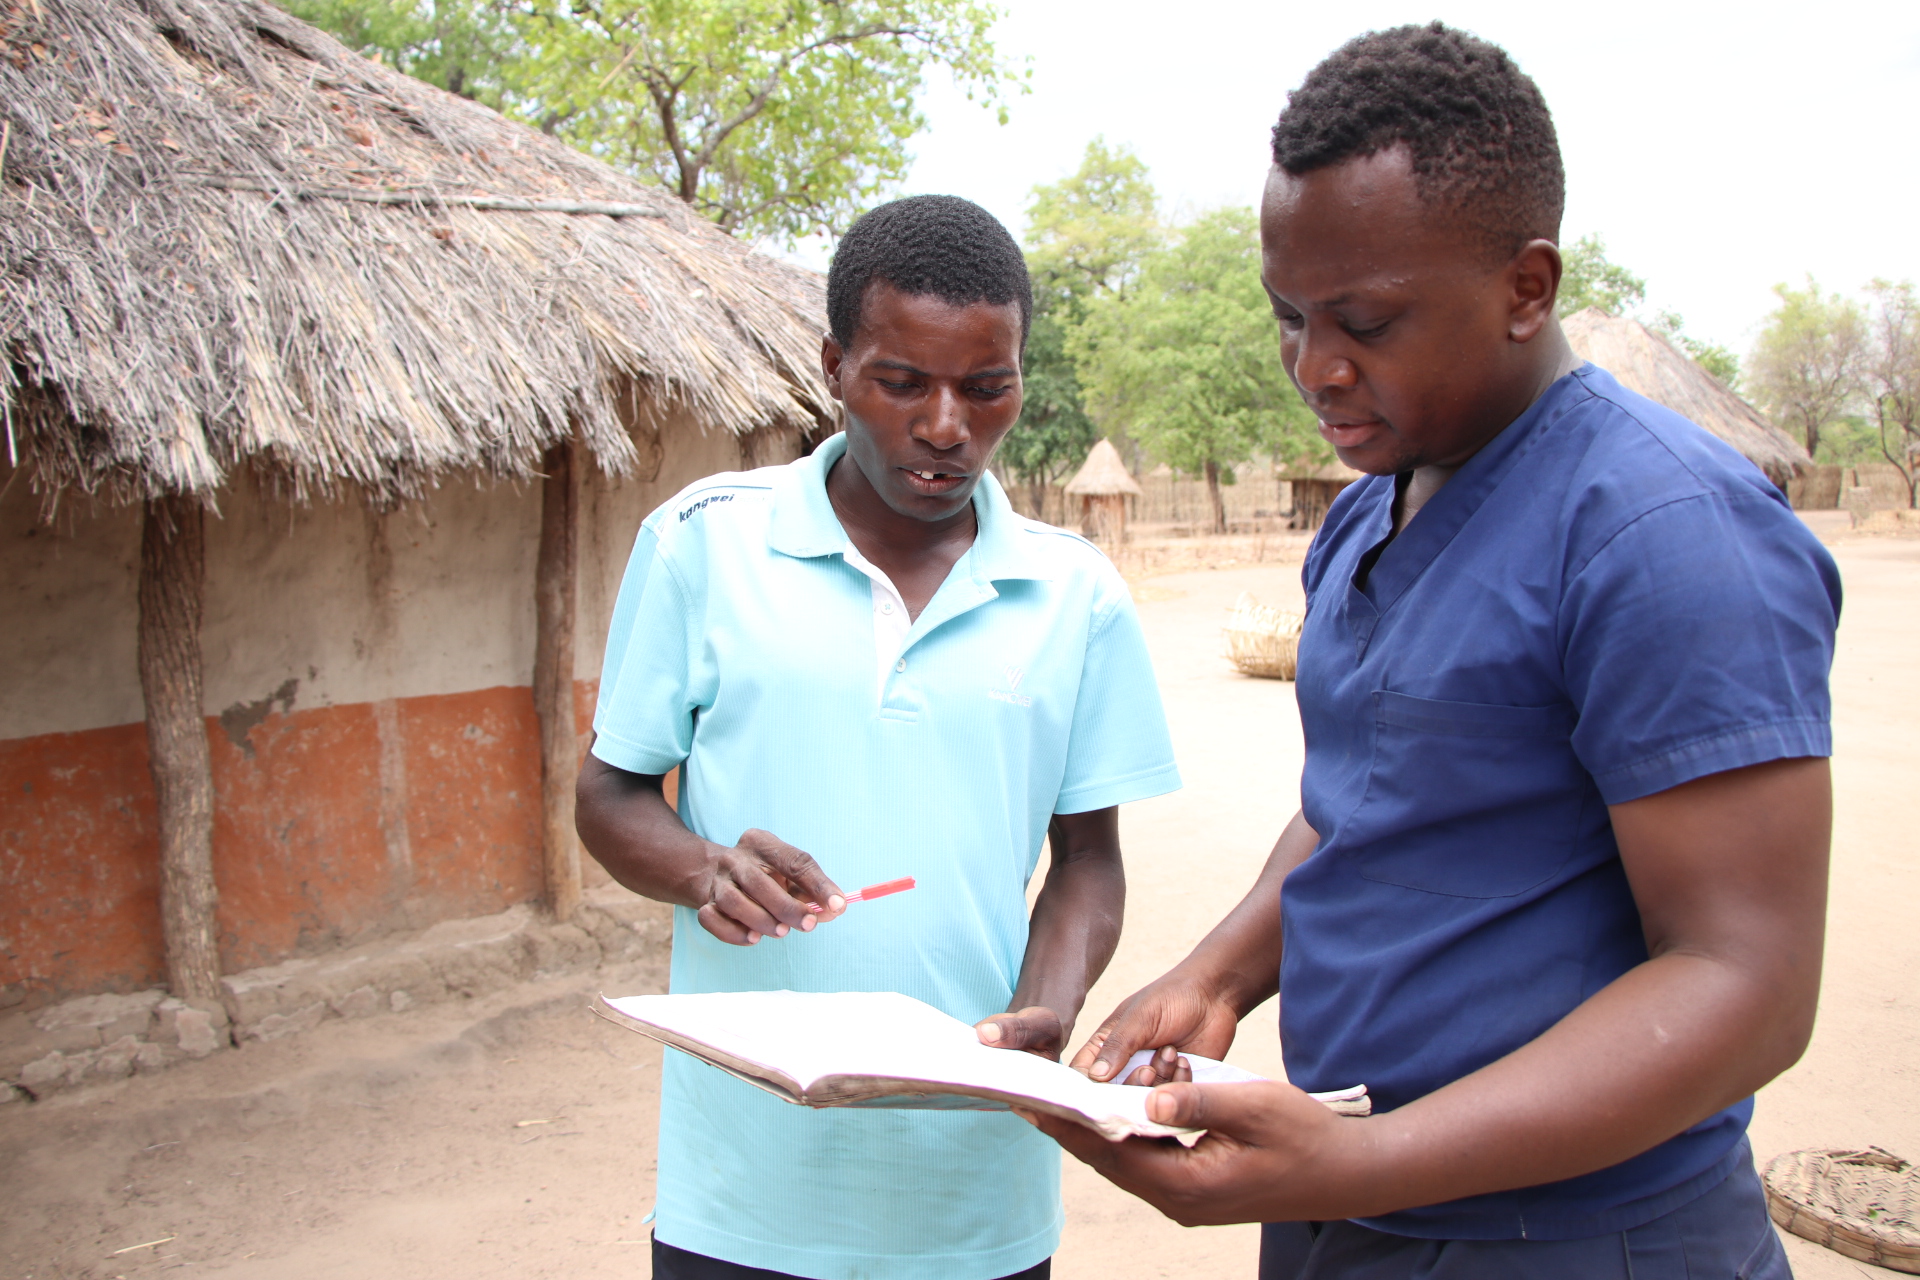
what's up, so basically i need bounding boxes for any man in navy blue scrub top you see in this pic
[1030,24,1840,1279]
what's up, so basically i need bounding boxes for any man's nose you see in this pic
[1291,325,1359,398]
[913,384,969,450]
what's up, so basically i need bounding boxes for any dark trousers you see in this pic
[651,1237,1051,1280]
[1259,1145,1790,1280]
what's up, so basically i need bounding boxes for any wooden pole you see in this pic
[533,437,582,921]
[137,495,221,1001]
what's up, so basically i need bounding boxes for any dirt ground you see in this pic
[3,520,1915,1280]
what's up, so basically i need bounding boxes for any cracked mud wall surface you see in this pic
[1,415,781,1006]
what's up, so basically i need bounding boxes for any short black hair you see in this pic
[1270,22,1564,259]
[827,195,1032,350]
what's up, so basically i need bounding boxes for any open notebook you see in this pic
[594,990,1369,1141]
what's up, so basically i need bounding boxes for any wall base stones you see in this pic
[1,885,670,1102]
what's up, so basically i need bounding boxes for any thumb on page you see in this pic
[976,1007,1065,1059]
[1145,1079,1327,1141]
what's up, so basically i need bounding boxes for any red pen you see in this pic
[808,876,915,913]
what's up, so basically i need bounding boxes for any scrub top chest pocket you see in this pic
[1339,690,1587,899]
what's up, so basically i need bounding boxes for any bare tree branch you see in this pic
[684,25,930,181]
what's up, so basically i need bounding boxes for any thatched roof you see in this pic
[1563,308,1809,480]
[1276,455,1364,484]
[1064,438,1142,496]
[0,0,836,504]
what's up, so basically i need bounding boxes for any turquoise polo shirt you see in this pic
[591,432,1181,1280]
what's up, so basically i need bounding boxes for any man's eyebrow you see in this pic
[869,359,1019,380]
[1264,280,1359,309]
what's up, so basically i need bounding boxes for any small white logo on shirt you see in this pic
[989,666,1032,707]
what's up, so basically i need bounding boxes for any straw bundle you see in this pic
[0,0,836,506]
[1764,1148,1920,1272]
[1222,592,1302,681]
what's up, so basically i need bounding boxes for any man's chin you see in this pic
[1332,441,1416,478]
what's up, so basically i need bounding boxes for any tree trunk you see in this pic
[534,437,582,921]
[1204,460,1226,535]
[138,496,221,1002]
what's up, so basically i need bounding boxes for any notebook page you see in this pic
[603,990,1179,1134]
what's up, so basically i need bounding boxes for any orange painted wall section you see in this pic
[0,679,605,1004]
[0,723,166,998]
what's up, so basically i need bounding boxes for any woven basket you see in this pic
[1222,592,1303,681]
[1764,1148,1920,1273]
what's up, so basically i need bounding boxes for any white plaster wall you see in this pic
[0,479,144,735]
[197,474,542,716]
[1,413,788,741]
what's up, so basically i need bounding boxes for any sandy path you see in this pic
[3,529,1914,1279]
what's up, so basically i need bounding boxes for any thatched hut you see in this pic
[1063,439,1141,544]
[1277,457,1364,530]
[0,0,835,1010]
[1563,308,1810,489]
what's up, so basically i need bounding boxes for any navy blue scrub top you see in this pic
[1285,364,1841,1242]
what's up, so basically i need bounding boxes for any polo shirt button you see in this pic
[894,659,907,673]
[880,601,894,615]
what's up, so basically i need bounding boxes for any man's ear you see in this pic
[820,332,846,401]
[1508,240,1563,344]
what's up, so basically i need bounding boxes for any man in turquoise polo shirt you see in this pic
[575,195,1181,1280]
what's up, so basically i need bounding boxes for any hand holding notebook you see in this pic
[594,989,1368,1141]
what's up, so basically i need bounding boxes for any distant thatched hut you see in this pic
[1563,309,1810,489]
[1278,457,1365,530]
[0,0,835,1009]
[1063,439,1141,544]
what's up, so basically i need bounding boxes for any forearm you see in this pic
[1011,812,1125,1034]
[1168,809,1319,1017]
[575,752,718,908]
[1050,760,1832,1226]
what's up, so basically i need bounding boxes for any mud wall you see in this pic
[1,416,801,1008]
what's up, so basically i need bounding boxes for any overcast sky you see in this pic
[785,0,1919,356]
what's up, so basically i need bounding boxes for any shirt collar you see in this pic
[766,432,1049,582]
[1350,365,1594,618]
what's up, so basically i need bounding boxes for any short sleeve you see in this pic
[1053,588,1182,814]
[591,520,705,775]
[1560,492,1841,804]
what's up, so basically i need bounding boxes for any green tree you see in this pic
[1000,313,1099,518]
[1747,278,1866,458]
[516,0,1018,241]
[1557,234,1646,318]
[1812,415,1882,467]
[1072,207,1317,534]
[999,139,1159,515]
[282,0,1022,243]
[1863,279,1919,507]
[1652,309,1742,390]
[1023,137,1159,312]
[282,1,521,103]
